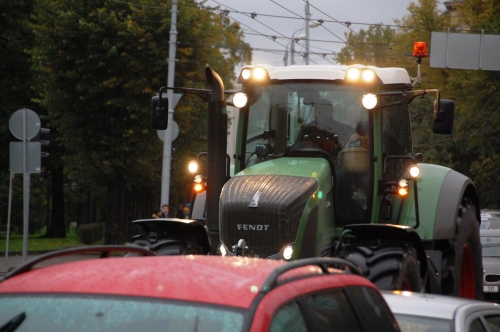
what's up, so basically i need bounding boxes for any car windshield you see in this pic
[0,295,244,332]
[393,313,452,332]
[481,235,500,257]
[245,83,369,168]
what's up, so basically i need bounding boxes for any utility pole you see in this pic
[305,0,311,65]
[161,0,178,206]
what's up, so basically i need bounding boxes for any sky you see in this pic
[201,0,449,70]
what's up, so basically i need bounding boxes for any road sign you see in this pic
[157,120,179,141]
[9,108,41,140]
[430,32,500,71]
[10,142,42,173]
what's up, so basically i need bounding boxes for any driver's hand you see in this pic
[348,133,360,143]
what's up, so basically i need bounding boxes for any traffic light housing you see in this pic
[32,127,50,159]
[151,94,169,130]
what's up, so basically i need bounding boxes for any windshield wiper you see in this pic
[0,312,26,332]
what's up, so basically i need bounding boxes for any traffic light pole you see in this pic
[161,0,178,207]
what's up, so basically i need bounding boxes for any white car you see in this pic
[481,229,500,302]
[383,290,500,332]
[480,210,500,230]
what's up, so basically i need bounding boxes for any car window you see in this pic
[484,315,500,332]
[269,301,307,332]
[301,290,362,332]
[470,318,487,332]
[344,287,400,332]
[0,295,244,332]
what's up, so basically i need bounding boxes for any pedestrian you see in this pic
[161,204,171,218]
[175,203,185,219]
[152,208,162,219]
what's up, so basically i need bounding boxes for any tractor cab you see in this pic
[215,64,453,260]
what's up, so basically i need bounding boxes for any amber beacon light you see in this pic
[413,41,429,58]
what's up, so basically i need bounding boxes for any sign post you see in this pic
[8,108,43,263]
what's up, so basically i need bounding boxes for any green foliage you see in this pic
[20,0,251,243]
[76,223,104,245]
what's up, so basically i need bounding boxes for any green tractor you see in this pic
[143,61,482,299]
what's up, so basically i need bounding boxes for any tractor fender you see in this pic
[131,218,211,254]
[409,164,480,240]
[343,224,428,279]
[433,170,480,239]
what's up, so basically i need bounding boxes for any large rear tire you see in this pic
[441,201,482,299]
[126,236,204,256]
[342,241,422,291]
[155,238,204,256]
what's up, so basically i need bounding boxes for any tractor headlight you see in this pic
[362,69,376,82]
[253,67,267,80]
[398,179,409,196]
[220,243,227,256]
[283,245,294,260]
[188,160,198,173]
[220,243,235,257]
[241,68,251,80]
[362,93,378,110]
[346,67,360,80]
[232,92,248,108]
[409,165,420,178]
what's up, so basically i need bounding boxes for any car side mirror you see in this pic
[432,99,454,134]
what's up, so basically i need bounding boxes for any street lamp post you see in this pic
[285,20,322,66]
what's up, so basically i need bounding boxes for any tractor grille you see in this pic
[485,274,500,282]
[220,174,317,258]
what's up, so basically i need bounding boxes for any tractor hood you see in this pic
[219,157,333,258]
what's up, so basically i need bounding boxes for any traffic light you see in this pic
[151,94,169,130]
[32,127,50,160]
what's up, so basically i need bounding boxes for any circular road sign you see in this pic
[9,108,41,140]
[157,120,179,142]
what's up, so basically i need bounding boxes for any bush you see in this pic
[76,223,104,245]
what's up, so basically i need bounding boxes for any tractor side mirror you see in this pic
[151,94,169,130]
[432,99,454,134]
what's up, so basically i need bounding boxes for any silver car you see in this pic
[383,291,500,332]
[481,229,500,302]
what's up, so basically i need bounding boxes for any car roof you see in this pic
[0,254,374,309]
[382,291,498,319]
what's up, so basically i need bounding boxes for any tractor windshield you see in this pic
[244,82,371,224]
[244,83,369,166]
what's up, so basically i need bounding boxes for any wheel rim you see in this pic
[401,278,413,291]
[459,243,476,299]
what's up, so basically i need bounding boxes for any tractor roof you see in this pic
[240,64,412,85]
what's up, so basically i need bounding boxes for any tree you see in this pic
[0,0,49,235]
[29,0,251,243]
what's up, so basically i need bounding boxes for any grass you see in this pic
[0,226,85,253]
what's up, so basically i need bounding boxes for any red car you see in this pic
[0,246,400,332]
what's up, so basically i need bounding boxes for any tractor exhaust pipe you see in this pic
[205,67,227,234]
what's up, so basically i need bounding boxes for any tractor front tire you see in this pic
[155,237,204,256]
[441,202,482,299]
[342,241,422,292]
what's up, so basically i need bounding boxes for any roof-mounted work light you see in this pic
[238,67,270,83]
